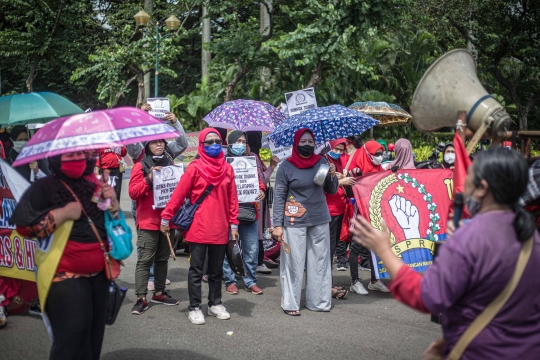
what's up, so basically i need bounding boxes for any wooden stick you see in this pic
[165,232,176,261]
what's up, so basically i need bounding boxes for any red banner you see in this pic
[352,169,453,278]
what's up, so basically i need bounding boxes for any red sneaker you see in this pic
[151,291,179,306]
[246,285,263,295]
[131,298,149,315]
[226,284,239,295]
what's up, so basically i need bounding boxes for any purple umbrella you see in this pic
[13,107,180,166]
[203,99,285,132]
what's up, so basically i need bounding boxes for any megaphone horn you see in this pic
[411,49,511,137]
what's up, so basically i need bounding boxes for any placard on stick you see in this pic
[227,156,259,203]
[284,88,317,116]
[153,164,184,208]
[147,97,170,120]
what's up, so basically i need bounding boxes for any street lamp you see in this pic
[134,10,180,97]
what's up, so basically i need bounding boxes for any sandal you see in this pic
[332,285,345,291]
[332,288,348,300]
[283,309,301,316]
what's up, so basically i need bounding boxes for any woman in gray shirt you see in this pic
[272,129,339,315]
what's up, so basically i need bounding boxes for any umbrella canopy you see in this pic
[349,101,411,126]
[268,104,379,147]
[203,99,285,132]
[13,107,180,166]
[0,92,84,125]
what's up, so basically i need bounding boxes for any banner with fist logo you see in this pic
[352,169,453,279]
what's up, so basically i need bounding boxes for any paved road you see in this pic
[1,181,441,360]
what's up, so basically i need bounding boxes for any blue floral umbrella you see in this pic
[268,105,379,147]
[203,99,285,132]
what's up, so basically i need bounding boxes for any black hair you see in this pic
[346,135,363,149]
[472,148,535,242]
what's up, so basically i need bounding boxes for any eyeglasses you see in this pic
[203,139,223,146]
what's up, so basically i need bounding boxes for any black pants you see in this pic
[329,215,344,261]
[335,239,349,265]
[349,241,376,282]
[100,167,123,201]
[46,272,109,360]
[258,240,264,265]
[188,243,226,311]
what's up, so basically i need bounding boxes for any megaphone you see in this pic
[411,49,511,137]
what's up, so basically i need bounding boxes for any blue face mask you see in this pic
[230,144,246,156]
[328,151,342,160]
[204,144,222,157]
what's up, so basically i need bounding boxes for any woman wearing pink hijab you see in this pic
[386,139,416,170]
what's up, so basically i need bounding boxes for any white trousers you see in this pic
[280,224,332,312]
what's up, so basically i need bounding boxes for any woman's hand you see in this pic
[329,163,336,176]
[339,177,356,186]
[257,190,265,201]
[231,229,239,240]
[101,183,119,212]
[163,112,177,124]
[270,155,279,169]
[148,166,162,181]
[348,168,362,177]
[271,226,284,242]
[350,215,391,255]
[29,161,39,175]
[160,224,170,235]
[141,103,152,112]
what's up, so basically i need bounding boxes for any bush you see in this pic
[412,145,439,162]
[259,148,272,161]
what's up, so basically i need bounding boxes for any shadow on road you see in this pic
[102,348,217,360]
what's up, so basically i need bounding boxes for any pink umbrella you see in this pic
[13,107,180,166]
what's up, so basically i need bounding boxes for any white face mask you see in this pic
[444,153,456,164]
[12,140,28,153]
[371,155,383,166]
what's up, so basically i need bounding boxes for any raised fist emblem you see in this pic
[389,195,421,239]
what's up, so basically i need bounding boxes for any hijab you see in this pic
[10,125,27,143]
[442,142,455,168]
[356,140,384,174]
[141,140,173,177]
[287,128,321,169]
[246,131,262,155]
[328,138,346,174]
[215,127,229,145]
[388,139,415,170]
[227,130,247,157]
[191,128,228,186]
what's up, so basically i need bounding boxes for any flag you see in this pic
[352,169,453,278]
[453,133,471,195]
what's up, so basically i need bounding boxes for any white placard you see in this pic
[227,156,259,203]
[268,140,292,160]
[153,164,184,208]
[147,97,170,120]
[284,87,317,116]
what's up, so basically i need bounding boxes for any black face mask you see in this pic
[297,145,315,157]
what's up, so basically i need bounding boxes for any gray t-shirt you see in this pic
[273,158,338,228]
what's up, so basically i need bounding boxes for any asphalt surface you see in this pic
[0,179,441,360]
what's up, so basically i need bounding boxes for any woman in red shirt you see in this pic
[129,140,179,315]
[97,147,127,200]
[161,128,239,325]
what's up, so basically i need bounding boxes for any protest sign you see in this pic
[147,97,170,120]
[227,156,259,203]
[284,87,317,116]
[153,164,184,208]
[268,140,292,160]
[352,169,453,279]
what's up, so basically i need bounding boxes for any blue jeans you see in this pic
[137,246,155,282]
[223,221,259,288]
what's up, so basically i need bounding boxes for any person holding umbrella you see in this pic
[272,129,339,315]
[8,125,50,182]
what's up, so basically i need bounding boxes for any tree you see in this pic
[419,0,540,129]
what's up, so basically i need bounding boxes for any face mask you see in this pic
[230,144,246,156]
[444,153,456,164]
[61,159,87,179]
[371,155,383,166]
[465,194,482,217]
[204,144,223,158]
[297,145,315,157]
[12,140,27,153]
[83,158,97,176]
[328,151,342,160]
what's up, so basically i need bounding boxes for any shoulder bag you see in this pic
[238,203,257,224]
[426,236,534,360]
[172,184,214,231]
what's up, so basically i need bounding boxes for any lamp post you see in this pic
[134,10,180,97]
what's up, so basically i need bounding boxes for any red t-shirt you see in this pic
[98,148,127,169]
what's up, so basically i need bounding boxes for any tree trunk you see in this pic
[26,56,42,92]
[137,71,145,108]
[202,5,211,81]
[306,60,324,88]
[259,0,272,96]
[224,59,248,102]
[143,0,153,102]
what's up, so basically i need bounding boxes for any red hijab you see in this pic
[328,138,346,174]
[191,128,228,185]
[287,128,321,169]
[356,140,384,174]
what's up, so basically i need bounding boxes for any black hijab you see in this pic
[227,130,247,157]
[10,125,27,142]
[442,142,455,168]
[246,131,262,155]
[141,140,173,176]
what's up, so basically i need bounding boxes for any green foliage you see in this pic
[259,148,272,161]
